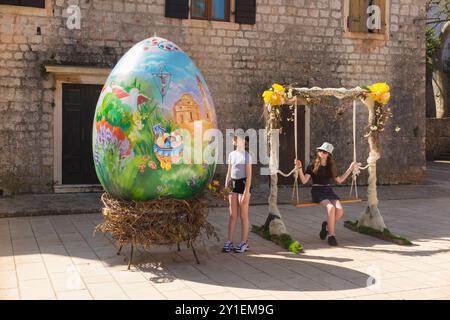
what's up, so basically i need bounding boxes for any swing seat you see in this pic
[291,197,362,208]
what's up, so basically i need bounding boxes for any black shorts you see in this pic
[311,186,340,203]
[231,178,253,194]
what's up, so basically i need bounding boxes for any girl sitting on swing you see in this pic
[295,142,357,246]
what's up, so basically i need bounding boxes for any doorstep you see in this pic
[53,184,104,193]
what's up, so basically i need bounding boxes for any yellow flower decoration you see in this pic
[262,84,286,106]
[262,90,274,104]
[367,82,391,105]
[208,184,217,193]
[367,82,390,93]
[271,94,283,106]
[272,83,284,93]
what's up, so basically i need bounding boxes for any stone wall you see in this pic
[426,117,450,160]
[0,0,427,194]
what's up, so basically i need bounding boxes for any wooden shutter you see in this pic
[235,0,256,24]
[373,0,386,34]
[349,0,387,34]
[348,0,366,33]
[165,0,189,19]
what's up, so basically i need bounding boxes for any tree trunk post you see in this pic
[358,98,387,231]
[432,21,450,118]
[264,107,287,235]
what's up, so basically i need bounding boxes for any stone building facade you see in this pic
[0,0,427,195]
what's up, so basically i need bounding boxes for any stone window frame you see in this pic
[0,0,52,16]
[342,0,390,41]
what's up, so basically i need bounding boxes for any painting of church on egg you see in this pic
[172,75,215,136]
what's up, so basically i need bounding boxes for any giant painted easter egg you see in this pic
[93,37,217,200]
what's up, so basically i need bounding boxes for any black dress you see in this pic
[305,163,340,203]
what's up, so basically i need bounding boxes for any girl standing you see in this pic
[223,132,252,253]
[295,142,356,246]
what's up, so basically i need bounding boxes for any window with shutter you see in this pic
[165,0,255,24]
[0,0,45,8]
[346,0,388,38]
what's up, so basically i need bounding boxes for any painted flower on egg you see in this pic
[92,37,217,200]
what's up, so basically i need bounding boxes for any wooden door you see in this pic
[62,83,102,184]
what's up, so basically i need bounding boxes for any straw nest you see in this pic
[95,192,218,248]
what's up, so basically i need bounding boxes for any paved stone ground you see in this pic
[0,162,450,300]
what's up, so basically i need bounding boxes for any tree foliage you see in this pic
[426,27,443,72]
[426,0,449,26]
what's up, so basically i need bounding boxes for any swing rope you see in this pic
[348,100,372,199]
[349,99,359,199]
[292,97,300,204]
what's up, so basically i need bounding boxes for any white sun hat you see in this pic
[317,142,334,155]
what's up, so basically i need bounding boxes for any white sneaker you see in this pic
[222,240,233,253]
[234,241,249,253]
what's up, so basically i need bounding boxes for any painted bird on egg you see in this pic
[92,37,217,200]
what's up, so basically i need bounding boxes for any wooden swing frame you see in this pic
[263,84,391,240]
[273,90,367,208]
